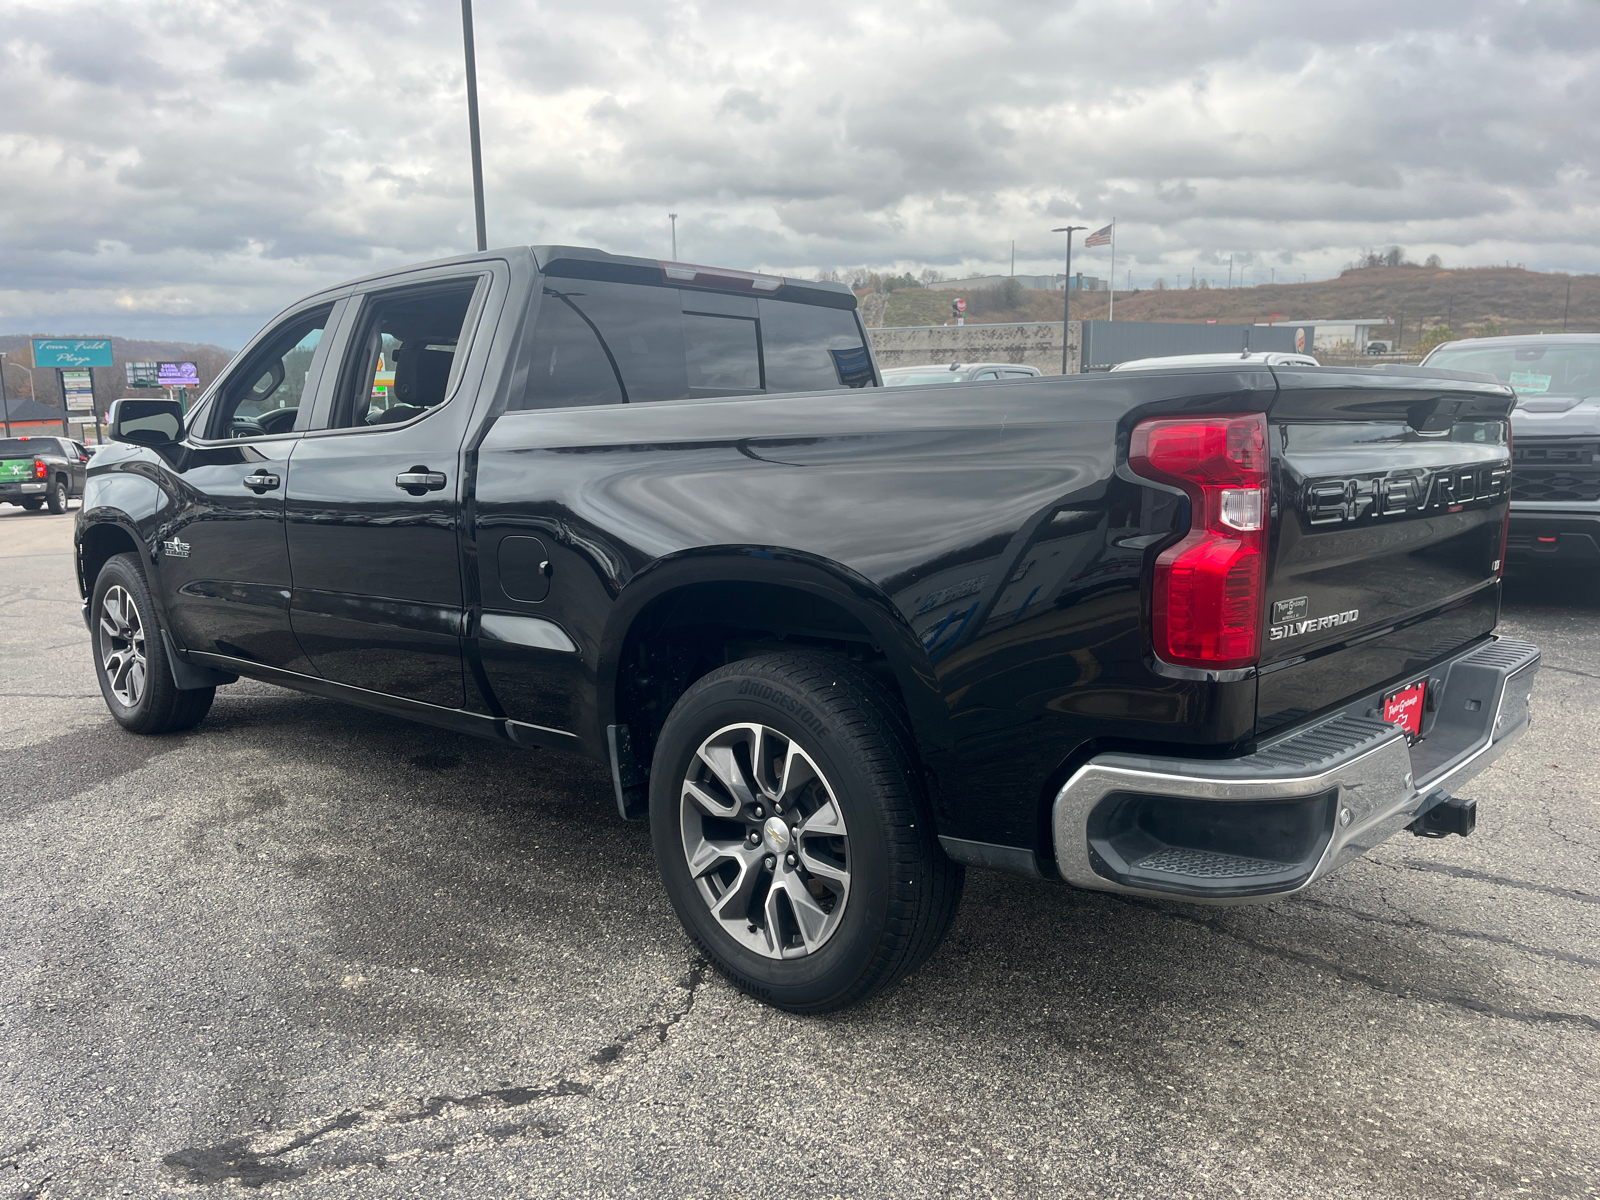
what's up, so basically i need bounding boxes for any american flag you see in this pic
[1085,223,1113,247]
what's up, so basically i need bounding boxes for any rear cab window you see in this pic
[513,254,875,411]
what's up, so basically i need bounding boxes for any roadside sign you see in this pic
[127,361,161,388]
[62,369,96,413]
[33,339,113,369]
[955,298,966,312]
[158,361,200,388]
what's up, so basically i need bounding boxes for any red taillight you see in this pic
[1129,413,1269,669]
[33,459,47,480]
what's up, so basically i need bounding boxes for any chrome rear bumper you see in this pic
[1051,637,1539,903]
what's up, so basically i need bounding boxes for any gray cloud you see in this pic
[1,0,1596,345]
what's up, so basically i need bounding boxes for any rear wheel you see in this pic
[92,553,214,734]
[47,476,68,514]
[650,652,962,1012]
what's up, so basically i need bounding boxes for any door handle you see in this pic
[396,469,447,494]
[244,471,280,493]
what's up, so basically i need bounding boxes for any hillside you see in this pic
[868,266,1600,346]
[0,334,234,410]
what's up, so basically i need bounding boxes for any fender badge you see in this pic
[162,538,190,559]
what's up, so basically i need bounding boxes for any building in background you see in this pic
[1256,318,1395,353]
[924,273,1107,293]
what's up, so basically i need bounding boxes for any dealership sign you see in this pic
[32,339,113,369]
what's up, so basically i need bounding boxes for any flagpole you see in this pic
[1109,220,1116,322]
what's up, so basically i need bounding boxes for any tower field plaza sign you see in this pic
[32,339,113,369]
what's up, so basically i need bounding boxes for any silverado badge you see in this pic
[1269,605,1359,642]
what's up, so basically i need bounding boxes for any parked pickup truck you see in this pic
[2,435,89,513]
[78,246,1539,1012]
[1421,335,1600,566]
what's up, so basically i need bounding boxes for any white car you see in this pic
[1109,351,1320,371]
[882,363,1044,386]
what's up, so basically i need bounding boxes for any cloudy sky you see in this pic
[2,0,1596,347]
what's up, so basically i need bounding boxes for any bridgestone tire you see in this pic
[91,553,215,735]
[47,477,68,514]
[650,652,963,1013]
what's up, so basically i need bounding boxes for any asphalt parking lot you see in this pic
[2,505,1596,1200]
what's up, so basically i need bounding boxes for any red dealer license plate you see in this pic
[1382,680,1427,739]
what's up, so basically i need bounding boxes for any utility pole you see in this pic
[461,0,488,252]
[1270,268,1275,285]
[1564,278,1572,332]
[1,353,10,438]
[669,213,678,260]
[1010,240,1015,277]
[1228,255,1233,289]
[1447,294,1454,329]
[1052,226,1085,374]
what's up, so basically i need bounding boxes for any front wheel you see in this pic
[91,553,215,734]
[650,652,962,1013]
[47,477,68,514]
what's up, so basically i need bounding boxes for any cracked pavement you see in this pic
[2,506,1597,1199]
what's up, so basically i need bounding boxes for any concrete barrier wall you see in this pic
[866,321,1080,374]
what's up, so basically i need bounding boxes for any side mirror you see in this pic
[110,398,185,447]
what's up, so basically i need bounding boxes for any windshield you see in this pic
[885,372,960,386]
[1426,343,1600,397]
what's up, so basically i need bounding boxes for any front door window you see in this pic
[210,308,332,439]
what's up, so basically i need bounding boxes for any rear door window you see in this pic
[329,277,485,429]
[514,280,875,410]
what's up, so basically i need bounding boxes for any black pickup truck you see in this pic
[77,246,1539,1012]
[2,435,89,513]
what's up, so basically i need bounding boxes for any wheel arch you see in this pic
[77,515,149,602]
[598,547,948,769]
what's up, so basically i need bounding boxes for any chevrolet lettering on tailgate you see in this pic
[1302,463,1509,525]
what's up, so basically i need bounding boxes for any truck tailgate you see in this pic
[1257,367,1515,735]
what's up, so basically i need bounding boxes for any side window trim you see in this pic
[290,298,346,434]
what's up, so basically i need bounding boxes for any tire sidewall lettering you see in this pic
[735,679,829,739]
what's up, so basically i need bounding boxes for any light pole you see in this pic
[0,353,9,438]
[669,213,678,260]
[460,0,487,252]
[1052,226,1086,374]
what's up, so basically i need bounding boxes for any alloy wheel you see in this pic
[679,722,851,960]
[98,585,148,708]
